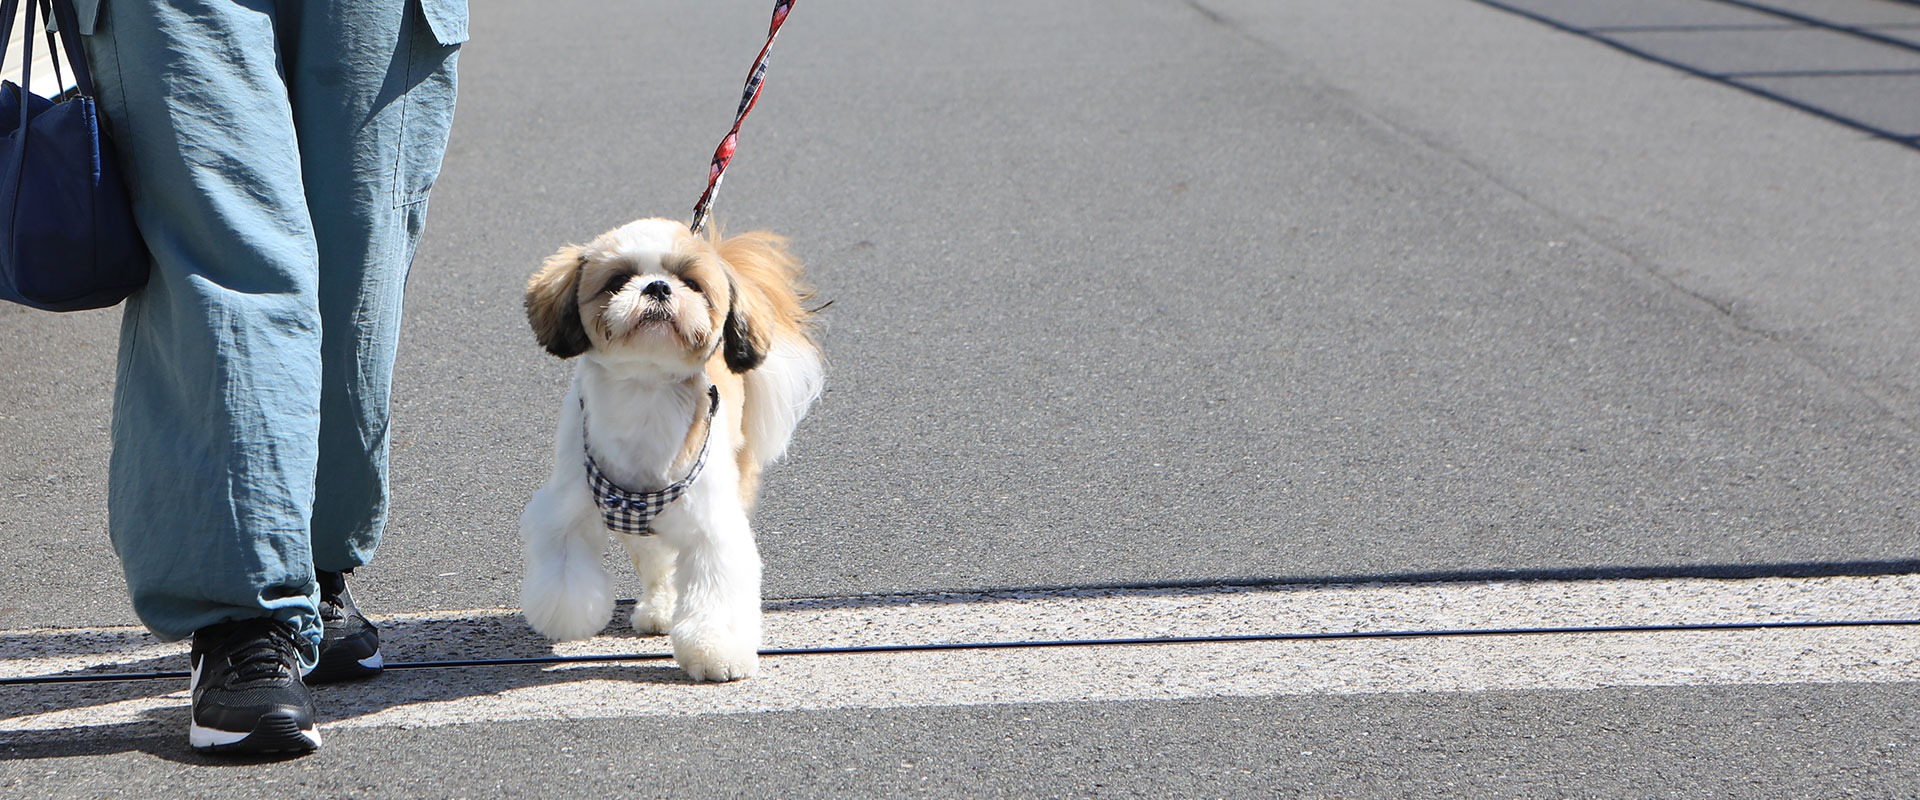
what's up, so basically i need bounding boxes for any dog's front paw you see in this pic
[522,563,615,642]
[671,619,760,682]
[631,587,676,636]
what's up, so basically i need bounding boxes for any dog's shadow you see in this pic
[0,601,703,764]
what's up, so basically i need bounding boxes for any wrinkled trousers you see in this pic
[77,0,464,666]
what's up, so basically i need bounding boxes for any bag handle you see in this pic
[1,0,98,98]
[42,0,95,98]
[0,0,18,59]
[4,0,34,130]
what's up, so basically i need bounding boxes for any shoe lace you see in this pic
[227,642,296,684]
[316,570,349,622]
[203,622,300,687]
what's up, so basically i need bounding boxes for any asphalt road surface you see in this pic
[3,0,1918,795]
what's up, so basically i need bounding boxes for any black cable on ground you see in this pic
[4,617,1918,687]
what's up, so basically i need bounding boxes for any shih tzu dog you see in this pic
[519,217,822,681]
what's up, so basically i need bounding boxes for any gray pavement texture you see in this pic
[8,685,1920,799]
[2,0,1919,795]
[1480,0,1920,141]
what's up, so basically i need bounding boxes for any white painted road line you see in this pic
[2,576,1918,737]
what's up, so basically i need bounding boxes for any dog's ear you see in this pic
[526,245,592,359]
[715,230,810,374]
[722,274,769,373]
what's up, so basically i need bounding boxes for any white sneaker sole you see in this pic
[189,714,322,753]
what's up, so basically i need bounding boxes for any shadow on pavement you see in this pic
[767,557,1920,611]
[7,558,1919,761]
[0,604,699,763]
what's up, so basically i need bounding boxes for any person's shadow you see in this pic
[0,601,698,764]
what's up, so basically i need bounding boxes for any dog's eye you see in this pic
[680,277,704,294]
[598,274,632,297]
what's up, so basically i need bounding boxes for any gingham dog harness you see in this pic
[583,386,721,536]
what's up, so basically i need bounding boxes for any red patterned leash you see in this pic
[688,0,796,236]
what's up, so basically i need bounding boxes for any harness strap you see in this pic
[582,385,721,536]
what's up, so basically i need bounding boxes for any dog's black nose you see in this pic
[641,280,672,301]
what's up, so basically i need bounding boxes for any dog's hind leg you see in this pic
[519,484,617,641]
[620,534,678,635]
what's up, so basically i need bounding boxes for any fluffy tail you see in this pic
[744,335,823,465]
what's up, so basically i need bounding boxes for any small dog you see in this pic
[519,217,822,681]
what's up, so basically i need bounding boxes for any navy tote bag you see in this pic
[0,0,147,312]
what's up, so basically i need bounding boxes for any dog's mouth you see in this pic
[598,305,678,343]
[616,304,703,353]
[637,303,674,324]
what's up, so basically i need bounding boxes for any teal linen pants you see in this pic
[77,0,464,664]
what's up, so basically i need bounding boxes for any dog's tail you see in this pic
[744,336,823,466]
[718,230,825,466]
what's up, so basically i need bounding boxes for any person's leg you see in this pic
[83,0,327,664]
[283,0,460,575]
[275,0,460,686]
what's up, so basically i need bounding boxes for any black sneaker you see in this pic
[188,618,322,754]
[310,569,383,684]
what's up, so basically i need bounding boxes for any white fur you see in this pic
[519,224,821,683]
[586,218,684,263]
[744,337,825,465]
[520,361,770,681]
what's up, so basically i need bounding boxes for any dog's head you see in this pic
[526,218,770,375]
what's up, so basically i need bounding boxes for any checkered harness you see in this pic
[582,386,720,536]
